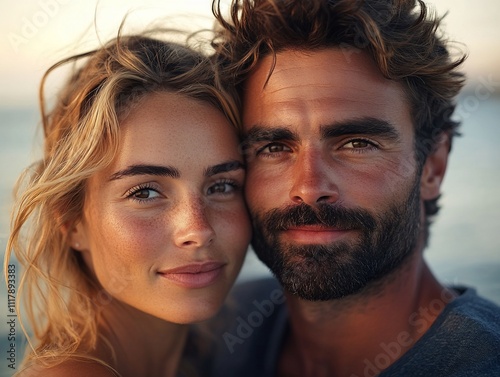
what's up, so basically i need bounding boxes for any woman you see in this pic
[5,30,250,377]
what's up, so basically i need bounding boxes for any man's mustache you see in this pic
[259,203,377,232]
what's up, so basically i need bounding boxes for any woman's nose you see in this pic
[171,196,216,250]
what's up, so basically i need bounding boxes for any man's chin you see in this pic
[278,272,366,301]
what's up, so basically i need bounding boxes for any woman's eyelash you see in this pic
[126,184,160,202]
[208,179,240,195]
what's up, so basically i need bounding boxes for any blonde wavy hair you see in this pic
[4,29,238,370]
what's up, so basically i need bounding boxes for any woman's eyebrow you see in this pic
[109,165,180,181]
[109,160,245,181]
[204,160,245,177]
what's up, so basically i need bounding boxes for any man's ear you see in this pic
[420,133,450,201]
[68,220,90,252]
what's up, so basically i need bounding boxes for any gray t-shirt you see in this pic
[208,278,500,376]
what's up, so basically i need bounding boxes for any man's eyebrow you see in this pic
[204,160,245,177]
[109,165,180,181]
[320,118,400,141]
[244,126,299,146]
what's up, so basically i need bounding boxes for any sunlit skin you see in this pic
[242,48,453,377]
[70,91,251,377]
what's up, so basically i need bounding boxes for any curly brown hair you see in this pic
[211,0,466,220]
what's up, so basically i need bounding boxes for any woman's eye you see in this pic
[207,181,237,195]
[127,186,161,202]
[133,189,158,199]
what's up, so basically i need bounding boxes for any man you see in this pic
[207,0,500,376]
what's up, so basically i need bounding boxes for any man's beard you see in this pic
[250,179,421,301]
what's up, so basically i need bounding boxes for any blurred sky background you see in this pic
[0,0,220,108]
[0,0,499,107]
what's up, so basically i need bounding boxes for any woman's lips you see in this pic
[282,225,353,244]
[157,262,225,289]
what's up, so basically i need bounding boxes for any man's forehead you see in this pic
[243,47,388,93]
[241,47,409,129]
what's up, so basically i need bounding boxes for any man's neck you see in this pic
[278,254,456,377]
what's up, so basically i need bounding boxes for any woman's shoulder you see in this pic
[16,359,120,377]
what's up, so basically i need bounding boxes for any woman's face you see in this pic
[74,91,251,323]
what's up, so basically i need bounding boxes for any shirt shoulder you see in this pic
[384,287,500,377]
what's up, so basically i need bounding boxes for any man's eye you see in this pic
[347,140,369,148]
[342,139,377,150]
[258,143,292,154]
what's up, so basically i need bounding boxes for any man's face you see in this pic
[242,48,426,300]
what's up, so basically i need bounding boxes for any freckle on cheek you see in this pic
[109,216,165,254]
[134,217,164,242]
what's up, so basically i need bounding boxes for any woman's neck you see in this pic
[93,298,189,377]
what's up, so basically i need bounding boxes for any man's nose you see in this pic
[289,148,339,206]
[172,195,216,250]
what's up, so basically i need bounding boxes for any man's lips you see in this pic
[157,262,225,288]
[282,225,354,244]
